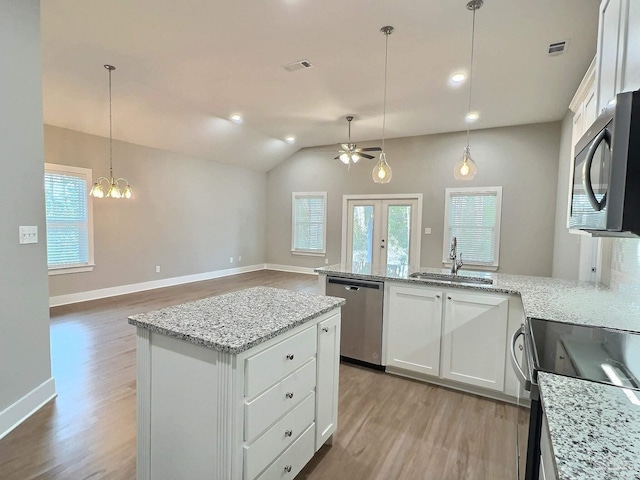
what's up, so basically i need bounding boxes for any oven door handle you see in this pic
[510,325,529,388]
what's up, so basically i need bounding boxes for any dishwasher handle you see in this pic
[345,286,359,291]
[510,325,531,391]
[326,277,382,290]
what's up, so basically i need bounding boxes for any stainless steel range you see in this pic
[510,318,640,480]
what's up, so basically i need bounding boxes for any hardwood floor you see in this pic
[0,270,527,479]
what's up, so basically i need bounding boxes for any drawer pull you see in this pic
[322,327,329,333]
[285,392,294,399]
[285,429,293,437]
[286,354,295,360]
[284,465,292,473]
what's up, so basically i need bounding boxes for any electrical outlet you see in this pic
[325,258,329,264]
[238,256,242,262]
[230,257,234,264]
[155,265,160,273]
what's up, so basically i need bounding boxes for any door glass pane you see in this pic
[351,205,374,274]
[387,205,411,272]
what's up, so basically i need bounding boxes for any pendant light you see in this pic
[372,26,394,184]
[454,0,482,181]
[89,65,133,199]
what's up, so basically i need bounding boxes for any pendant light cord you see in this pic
[466,7,477,148]
[382,30,389,151]
[108,67,113,178]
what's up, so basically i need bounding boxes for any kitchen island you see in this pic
[129,286,344,480]
[316,263,640,479]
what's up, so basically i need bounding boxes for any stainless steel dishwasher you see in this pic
[326,276,384,368]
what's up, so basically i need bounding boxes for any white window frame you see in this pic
[443,186,502,270]
[291,192,327,256]
[45,163,95,275]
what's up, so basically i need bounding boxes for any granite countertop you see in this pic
[316,264,640,333]
[128,286,345,354]
[538,372,640,480]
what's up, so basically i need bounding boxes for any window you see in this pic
[44,163,94,274]
[443,187,502,268]
[292,192,327,255]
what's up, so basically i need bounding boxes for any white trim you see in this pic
[0,377,57,441]
[49,264,265,307]
[443,186,502,268]
[264,264,318,275]
[340,194,423,265]
[290,250,326,257]
[291,192,327,255]
[48,264,95,275]
[569,57,597,113]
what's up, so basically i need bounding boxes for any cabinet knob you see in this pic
[436,295,440,299]
[286,354,294,360]
[447,296,452,300]
[285,429,293,437]
[284,465,292,473]
[322,327,329,333]
[559,355,565,360]
[286,392,294,399]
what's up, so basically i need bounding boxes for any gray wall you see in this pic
[0,0,53,410]
[46,126,267,297]
[551,111,581,279]
[267,122,561,276]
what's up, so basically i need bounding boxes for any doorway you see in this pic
[341,194,422,274]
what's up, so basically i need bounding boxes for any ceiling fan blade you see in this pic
[359,153,375,160]
[334,155,341,160]
[358,147,383,152]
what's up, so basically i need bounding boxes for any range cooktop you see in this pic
[528,318,640,391]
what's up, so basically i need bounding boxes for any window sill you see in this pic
[291,250,326,257]
[442,262,498,272]
[48,264,95,276]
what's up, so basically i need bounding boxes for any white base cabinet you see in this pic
[385,283,520,399]
[441,291,508,392]
[385,284,443,376]
[135,309,341,480]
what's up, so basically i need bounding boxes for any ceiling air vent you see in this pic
[548,41,567,56]
[282,59,313,72]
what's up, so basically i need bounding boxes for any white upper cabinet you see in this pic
[597,0,640,111]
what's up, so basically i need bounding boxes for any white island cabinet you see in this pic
[128,287,343,480]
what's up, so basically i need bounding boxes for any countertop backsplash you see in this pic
[610,237,640,297]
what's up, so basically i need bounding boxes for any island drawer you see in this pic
[244,392,315,480]
[254,423,315,480]
[245,325,317,397]
[244,359,316,441]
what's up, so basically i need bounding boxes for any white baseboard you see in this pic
[49,264,266,307]
[264,264,318,275]
[0,377,57,441]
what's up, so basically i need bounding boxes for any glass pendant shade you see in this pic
[123,184,133,199]
[453,146,478,180]
[90,183,104,198]
[107,179,122,198]
[372,152,392,184]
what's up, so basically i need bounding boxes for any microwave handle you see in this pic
[582,128,610,212]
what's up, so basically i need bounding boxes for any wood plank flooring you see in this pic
[0,270,527,479]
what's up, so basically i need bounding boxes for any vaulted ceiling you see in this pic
[41,0,600,172]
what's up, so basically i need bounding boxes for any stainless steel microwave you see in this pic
[569,89,640,237]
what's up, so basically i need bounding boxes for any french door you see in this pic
[342,195,421,274]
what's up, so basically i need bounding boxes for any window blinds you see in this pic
[293,194,325,252]
[447,191,497,265]
[45,170,89,268]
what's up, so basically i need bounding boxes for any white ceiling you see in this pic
[41,0,600,172]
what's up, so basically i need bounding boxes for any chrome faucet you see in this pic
[449,237,464,275]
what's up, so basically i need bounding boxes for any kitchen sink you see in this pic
[408,272,494,285]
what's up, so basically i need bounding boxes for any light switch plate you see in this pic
[424,227,432,235]
[19,226,38,244]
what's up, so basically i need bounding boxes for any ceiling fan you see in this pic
[335,116,382,166]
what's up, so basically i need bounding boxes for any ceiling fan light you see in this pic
[339,153,350,164]
[372,152,392,184]
[351,153,360,163]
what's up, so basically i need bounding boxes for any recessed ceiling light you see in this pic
[451,73,466,83]
[230,114,242,123]
[466,112,479,121]
[285,136,295,144]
